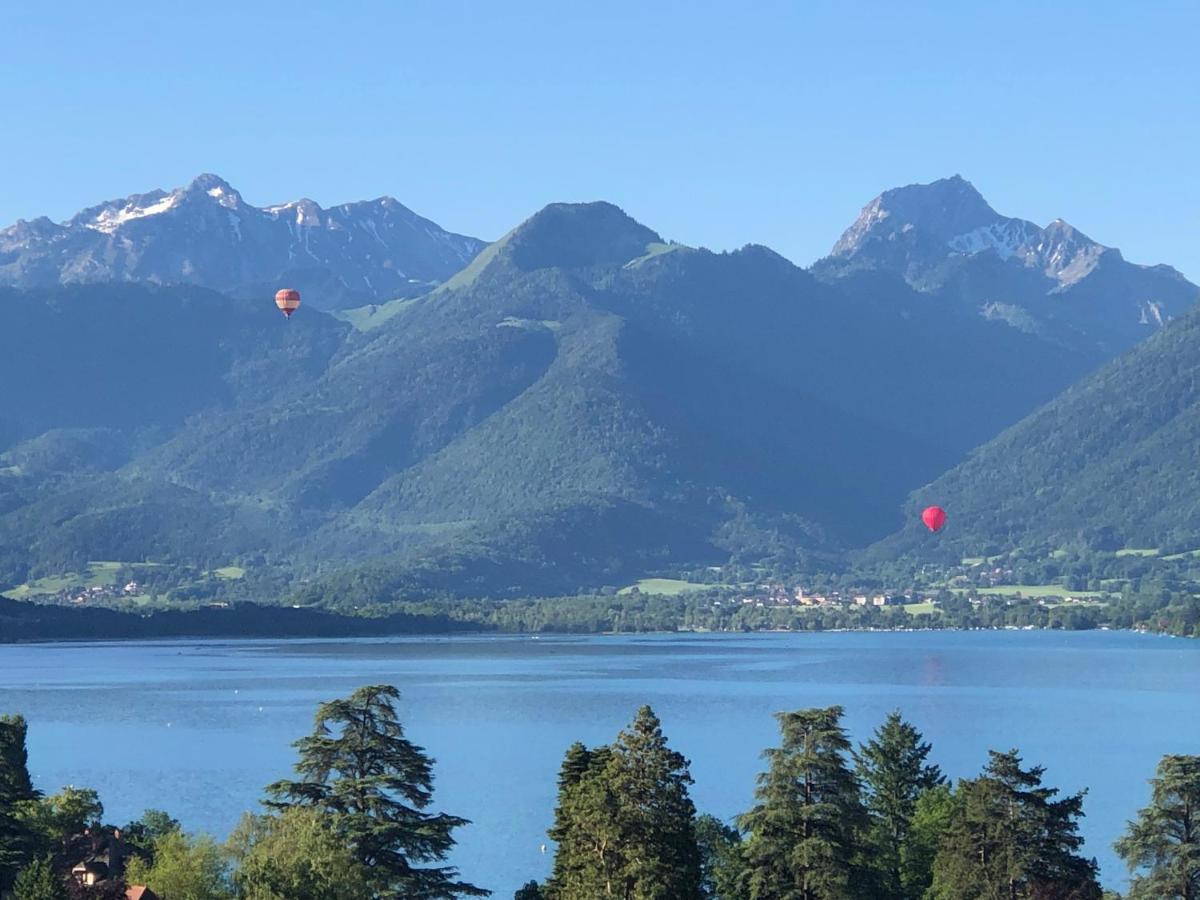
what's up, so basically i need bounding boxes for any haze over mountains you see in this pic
[1,175,1196,597]
[0,174,485,309]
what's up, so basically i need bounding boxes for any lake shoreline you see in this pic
[0,614,1186,647]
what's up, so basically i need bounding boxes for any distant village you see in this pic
[718,564,1105,612]
[55,580,144,606]
[722,584,926,609]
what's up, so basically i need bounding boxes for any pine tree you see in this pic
[737,706,870,900]
[545,742,613,897]
[605,706,703,900]
[544,708,703,900]
[855,710,945,899]
[929,749,1101,899]
[12,856,67,900]
[0,716,35,800]
[1115,754,1200,899]
[265,684,486,899]
[0,715,38,891]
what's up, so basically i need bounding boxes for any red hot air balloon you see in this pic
[275,289,301,319]
[922,506,947,533]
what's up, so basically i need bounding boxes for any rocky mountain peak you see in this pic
[0,175,487,308]
[183,173,244,208]
[830,175,1001,259]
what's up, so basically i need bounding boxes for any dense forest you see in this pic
[1,687,1196,899]
[386,587,1200,638]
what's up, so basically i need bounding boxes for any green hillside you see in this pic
[871,302,1200,562]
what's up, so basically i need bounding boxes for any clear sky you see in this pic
[3,1,1197,279]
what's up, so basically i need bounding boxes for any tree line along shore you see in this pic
[2,582,1197,643]
[1,686,1197,899]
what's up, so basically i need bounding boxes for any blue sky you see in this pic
[2,1,1197,279]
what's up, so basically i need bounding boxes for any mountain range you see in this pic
[814,174,1196,355]
[0,174,485,309]
[1,175,1197,598]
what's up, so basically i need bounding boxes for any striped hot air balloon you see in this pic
[275,288,301,319]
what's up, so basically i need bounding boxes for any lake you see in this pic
[0,630,1197,894]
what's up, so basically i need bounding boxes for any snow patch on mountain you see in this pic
[0,175,488,308]
[948,219,1039,260]
[86,193,181,233]
[206,186,241,209]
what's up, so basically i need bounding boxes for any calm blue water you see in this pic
[0,630,1197,894]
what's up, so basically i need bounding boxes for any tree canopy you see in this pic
[265,683,485,899]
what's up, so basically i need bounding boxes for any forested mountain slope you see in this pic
[872,302,1200,561]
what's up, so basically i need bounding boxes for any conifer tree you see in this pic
[929,749,1101,899]
[737,706,870,900]
[265,684,486,899]
[12,856,67,900]
[513,883,544,900]
[545,742,614,896]
[545,708,702,900]
[0,716,35,801]
[606,706,703,899]
[855,710,945,899]
[0,716,38,892]
[1115,754,1200,899]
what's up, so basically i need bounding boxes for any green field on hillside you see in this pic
[2,561,135,599]
[904,601,938,615]
[336,297,423,332]
[951,583,1105,599]
[618,578,710,596]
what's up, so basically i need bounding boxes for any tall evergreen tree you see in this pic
[737,706,870,900]
[545,742,613,896]
[855,710,945,899]
[0,716,35,800]
[606,706,703,900]
[1115,754,1200,899]
[0,799,27,892]
[12,856,67,900]
[265,684,486,899]
[0,715,38,891]
[545,708,703,900]
[929,749,1101,899]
